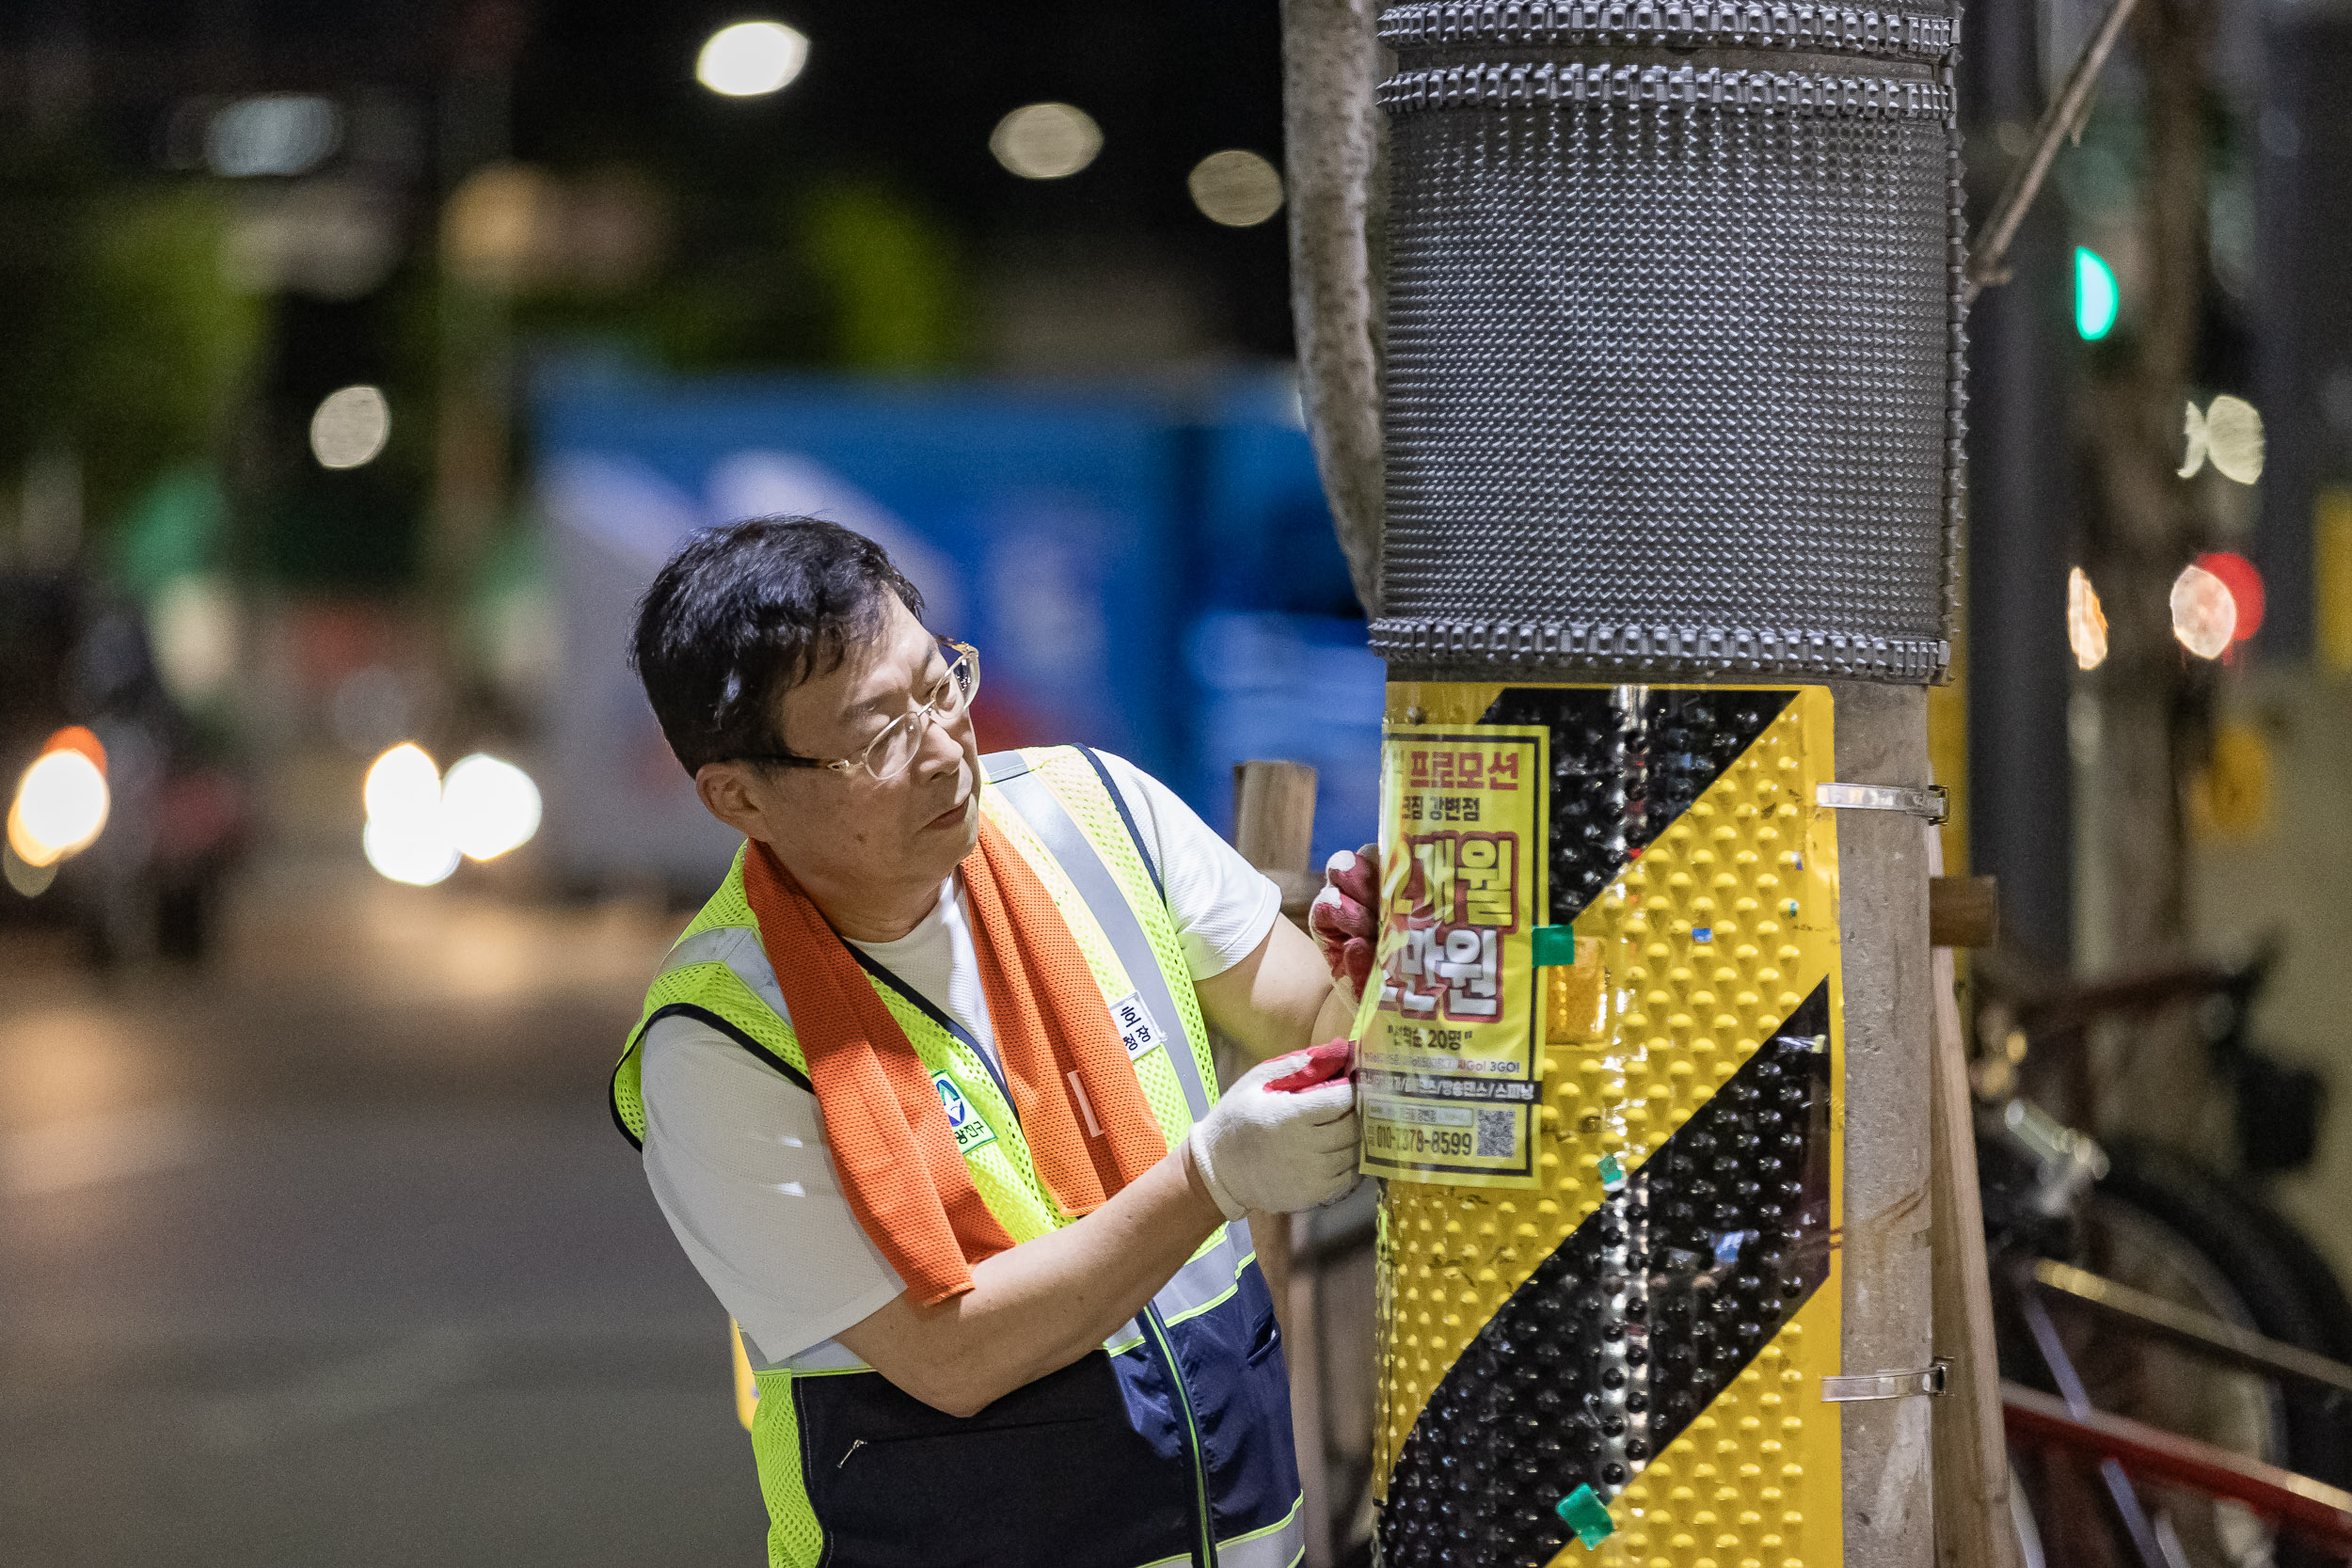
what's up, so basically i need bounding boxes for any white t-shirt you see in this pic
[845,877,1001,1068]
[638,751,1281,1366]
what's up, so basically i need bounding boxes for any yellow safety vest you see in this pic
[610,746,1307,1568]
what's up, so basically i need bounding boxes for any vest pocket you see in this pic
[1244,1301,1282,1366]
[796,1351,1195,1568]
[1175,1267,1304,1551]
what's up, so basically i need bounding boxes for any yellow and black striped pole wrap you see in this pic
[1373,681,1845,1568]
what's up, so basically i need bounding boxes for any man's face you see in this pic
[697,595,981,905]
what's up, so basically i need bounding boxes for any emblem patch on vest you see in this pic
[1109,991,1167,1062]
[932,1072,997,1155]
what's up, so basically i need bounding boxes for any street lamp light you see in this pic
[696,21,809,97]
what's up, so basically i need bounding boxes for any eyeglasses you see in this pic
[741,640,979,783]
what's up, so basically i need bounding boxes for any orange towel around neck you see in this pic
[740,815,1169,1306]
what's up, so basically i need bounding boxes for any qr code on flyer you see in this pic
[1474,1109,1516,1159]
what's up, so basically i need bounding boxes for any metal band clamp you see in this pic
[1820,1360,1948,1402]
[1815,782,1949,826]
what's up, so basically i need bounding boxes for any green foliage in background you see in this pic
[0,141,261,538]
[78,187,263,515]
[799,179,965,369]
[515,168,967,374]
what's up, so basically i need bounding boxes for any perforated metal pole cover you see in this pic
[1372,2,1967,684]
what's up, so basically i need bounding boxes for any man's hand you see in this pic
[1308,843,1378,1000]
[1184,1051,1359,1219]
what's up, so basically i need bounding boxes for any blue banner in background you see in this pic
[532,365,1379,889]
[1187,377,1384,868]
[1185,611,1384,868]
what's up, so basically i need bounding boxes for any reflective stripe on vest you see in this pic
[656,924,789,1022]
[983,758,1215,1126]
[1135,1498,1307,1568]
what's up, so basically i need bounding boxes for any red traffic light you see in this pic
[2194,551,2265,643]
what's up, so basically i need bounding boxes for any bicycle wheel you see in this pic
[2100,1143,2352,1489]
[2201,1164,2352,1370]
[2050,1143,2352,1568]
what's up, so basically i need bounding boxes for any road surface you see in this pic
[0,858,764,1566]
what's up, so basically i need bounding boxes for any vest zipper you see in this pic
[1142,1301,1217,1567]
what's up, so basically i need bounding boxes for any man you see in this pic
[609,516,1364,1568]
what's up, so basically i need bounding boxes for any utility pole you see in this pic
[1960,0,2077,966]
[2078,0,2218,1143]
[1284,2,1959,1563]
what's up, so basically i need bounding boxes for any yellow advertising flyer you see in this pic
[1359,724,1549,1187]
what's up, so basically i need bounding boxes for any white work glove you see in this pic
[1184,1051,1359,1220]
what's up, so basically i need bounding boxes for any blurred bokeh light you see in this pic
[309,385,390,469]
[2170,562,2238,658]
[149,576,240,704]
[2074,245,2119,341]
[2068,566,2109,671]
[990,103,1104,180]
[8,736,112,869]
[441,753,543,862]
[695,21,811,97]
[359,745,539,881]
[205,94,342,178]
[1,841,56,897]
[362,739,460,886]
[361,814,461,886]
[363,742,442,828]
[2196,550,2266,642]
[1187,150,1284,227]
[2179,393,2267,485]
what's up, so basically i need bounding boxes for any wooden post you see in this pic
[1234,760,1326,921]
[1929,877,2001,952]
[1926,832,2023,1568]
[1229,758,1331,1566]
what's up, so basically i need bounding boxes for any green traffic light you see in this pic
[2075,246,2119,341]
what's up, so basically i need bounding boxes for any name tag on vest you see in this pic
[1109,992,1167,1062]
[931,1072,997,1155]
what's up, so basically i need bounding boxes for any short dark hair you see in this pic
[629,516,925,776]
